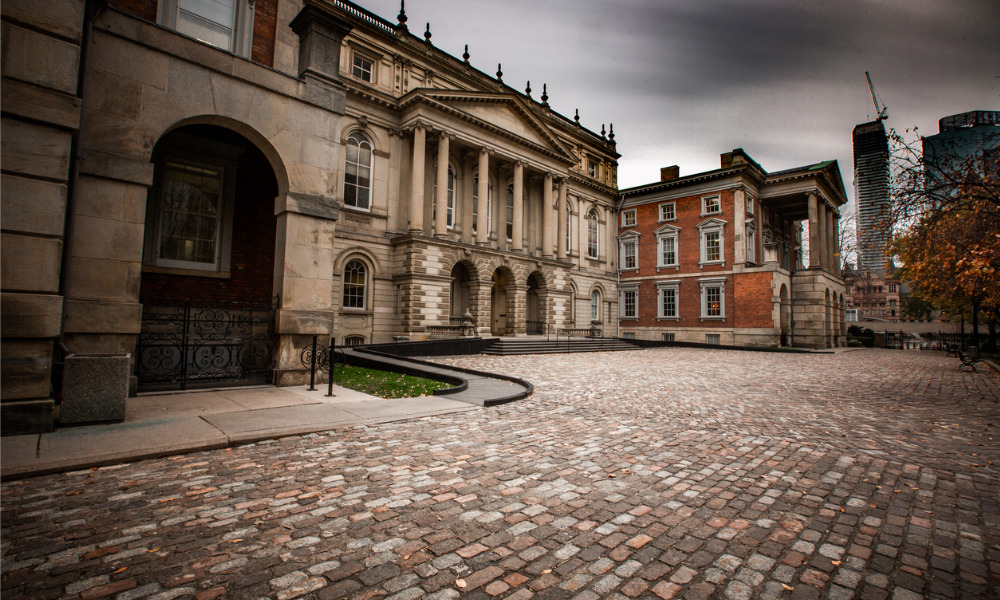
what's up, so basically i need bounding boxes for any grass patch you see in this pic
[333,364,451,399]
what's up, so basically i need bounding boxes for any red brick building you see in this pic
[617,149,848,348]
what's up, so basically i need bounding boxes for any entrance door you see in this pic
[491,271,508,335]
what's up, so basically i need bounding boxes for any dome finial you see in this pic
[496,63,503,83]
[608,123,616,145]
[424,22,432,44]
[525,81,532,98]
[541,83,549,107]
[601,124,606,139]
[574,108,580,127]
[463,44,470,64]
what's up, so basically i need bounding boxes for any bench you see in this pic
[945,343,961,358]
[957,346,981,372]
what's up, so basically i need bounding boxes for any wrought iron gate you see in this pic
[136,298,277,390]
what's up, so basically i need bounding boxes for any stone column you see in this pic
[827,209,836,274]
[512,162,524,252]
[542,173,554,258]
[833,214,842,275]
[557,179,567,259]
[476,148,489,245]
[434,132,450,237]
[817,201,827,270]
[807,193,820,268]
[408,125,426,233]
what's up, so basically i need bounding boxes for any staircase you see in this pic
[482,336,639,355]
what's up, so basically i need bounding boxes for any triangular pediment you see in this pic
[400,89,576,163]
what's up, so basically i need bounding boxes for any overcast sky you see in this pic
[361,0,999,214]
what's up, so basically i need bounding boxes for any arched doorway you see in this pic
[136,124,279,390]
[526,272,545,335]
[491,268,513,335]
[779,283,790,346]
[451,262,473,323]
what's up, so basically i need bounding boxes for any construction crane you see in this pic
[865,71,888,122]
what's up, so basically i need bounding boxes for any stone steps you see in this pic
[482,337,639,355]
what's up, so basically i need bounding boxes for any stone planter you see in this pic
[60,354,130,424]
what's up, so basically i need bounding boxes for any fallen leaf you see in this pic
[542,569,552,574]
[456,578,467,588]
[832,560,841,565]
[229,539,242,543]
[114,567,128,574]
[782,583,794,591]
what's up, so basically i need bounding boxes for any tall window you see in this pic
[343,259,367,309]
[505,185,514,242]
[565,202,572,253]
[698,220,725,266]
[591,290,600,321]
[472,175,479,235]
[658,282,679,319]
[145,139,239,274]
[620,287,637,319]
[159,0,254,58]
[587,209,599,259]
[620,238,637,270]
[344,133,372,210]
[699,279,726,320]
[657,229,678,267]
[352,54,373,81]
[434,166,455,229]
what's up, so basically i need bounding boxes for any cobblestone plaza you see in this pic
[3,348,999,599]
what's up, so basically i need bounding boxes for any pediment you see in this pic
[401,90,576,163]
[655,223,681,234]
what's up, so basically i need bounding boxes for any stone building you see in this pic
[1,0,619,432]
[617,150,847,348]
[843,268,904,321]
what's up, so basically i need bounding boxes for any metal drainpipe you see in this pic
[57,0,108,358]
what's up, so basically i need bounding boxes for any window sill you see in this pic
[620,267,639,273]
[656,317,680,321]
[656,265,679,271]
[699,316,726,322]
[340,308,373,315]
[699,261,726,269]
[142,265,231,279]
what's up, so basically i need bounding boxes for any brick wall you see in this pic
[139,145,278,307]
[733,271,775,329]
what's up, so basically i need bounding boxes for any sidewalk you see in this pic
[1,383,481,480]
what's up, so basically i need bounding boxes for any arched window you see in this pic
[344,133,372,210]
[587,209,599,258]
[433,165,456,229]
[506,184,514,242]
[591,290,600,321]
[566,201,572,253]
[343,259,367,309]
[344,335,365,346]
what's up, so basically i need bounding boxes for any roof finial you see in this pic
[496,63,503,83]
[395,0,408,33]
[608,123,616,145]
[463,44,470,65]
[601,124,606,139]
[574,108,580,127]
[424,22,432,44]
[541,83,549,107]
[525,81,532,98]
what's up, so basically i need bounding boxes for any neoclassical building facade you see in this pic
[1,0,618,431]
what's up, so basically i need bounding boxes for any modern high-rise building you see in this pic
[922,110,1000,192]
[853,120,891,270]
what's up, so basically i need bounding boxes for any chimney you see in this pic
[721,148,749,169]
[660,165,679,181]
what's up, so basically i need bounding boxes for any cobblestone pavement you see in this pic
[3,348,1000,600]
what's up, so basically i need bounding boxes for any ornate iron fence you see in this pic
[136,298,277,390]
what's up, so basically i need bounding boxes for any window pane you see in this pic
[159,161,223,265]
[343,260,367,308]
[345,135,372,210]
[706,231,720,261]
[177,0,235,50]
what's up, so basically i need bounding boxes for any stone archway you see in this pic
[450,262,473,322]
[526,272,546,335]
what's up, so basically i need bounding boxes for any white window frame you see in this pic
[698,218,726,267]
[143,135,239,274]
[618,232,639,272]
[619,284,638,320]
[699,277,726,321]
[658,202,676,222]
[590,290,600,321]
[701,194,721,216]
[745,195,755,216]
[344,132,373,211]
[656,280,680,320]
[656,224,680,269]
[158,0,254,59]
[621,209,637,228]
